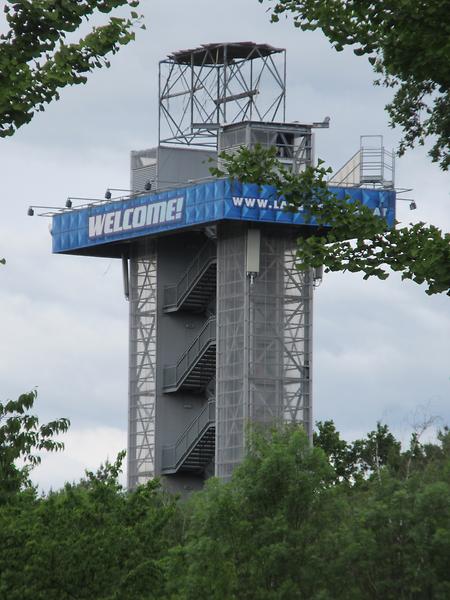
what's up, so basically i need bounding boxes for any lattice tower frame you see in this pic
[159,43,286,147]
[216,225,313,480]
[127,240,158,489]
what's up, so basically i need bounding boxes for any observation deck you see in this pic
[51,178,396,257]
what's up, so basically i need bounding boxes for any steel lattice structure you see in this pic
[159,42,286,147]
[216,226,313,480]
[127,240,157,488]
[282,245,313,437]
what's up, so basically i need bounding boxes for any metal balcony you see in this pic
[328,135,395,189]
[163,317,216,393]
[163,239,217,313]
[161,400,216,474]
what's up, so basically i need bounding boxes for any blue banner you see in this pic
[51,179,396,254]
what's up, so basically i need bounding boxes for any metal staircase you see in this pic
[163,317,216,392]
[163,239,217,313]
[161,401,216,474]
[328,135,395,189]
[162,239,217,480]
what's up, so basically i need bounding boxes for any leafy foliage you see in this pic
[0,390,69,502]
[164,424,450,599]
[0,0,144,137]
[1,419,450,598]
[212,145,450,295]
[0,453,178,600]
[258,0,450,170]
[314,420,403,482]
[164,427,337,600]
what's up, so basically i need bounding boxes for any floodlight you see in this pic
[313,266,324,287]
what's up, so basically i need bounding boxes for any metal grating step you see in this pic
[163,318,216,393]
[180,427,215,472]
[161,402,216,475]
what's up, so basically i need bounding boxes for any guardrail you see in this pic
[163,240,216,311]
[161,400,216,471]
[163,317,216,390]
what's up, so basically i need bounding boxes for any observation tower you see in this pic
[45,43,396,493]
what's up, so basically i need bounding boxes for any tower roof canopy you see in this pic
[167,42,284,66]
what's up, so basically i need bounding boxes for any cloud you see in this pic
[314,272,450,436]
[1,0,448,490]
[30,427,127,492]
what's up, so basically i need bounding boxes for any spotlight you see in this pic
[144,180,152,191]
[104,187,134,197]
[313,265,323,288]
[27,207,34,216]
[65,198,72,208]
[409,201,417,210]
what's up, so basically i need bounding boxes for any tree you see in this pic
[1,420,449,598]
[258,0,450,170]
[0,453,178,600]
[0,390,69,503]
[315,420,402,483]
[164,426,340,600]
[164,424,450,599]
[0,0,144,138]
[211,146,450,295]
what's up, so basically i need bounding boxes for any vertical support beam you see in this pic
[282,50,287,122]
[250,59,254,121]
[283,245,313,440]
[216,63,221,130]
[127,239,158,489]
[223,44,228,124]
[190,51,194,134]
[158,60,162,148]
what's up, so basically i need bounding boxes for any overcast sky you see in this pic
[1,0,449,490]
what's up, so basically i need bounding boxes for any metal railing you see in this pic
[163,316,216,390]
[329,138,395,189]
[328,150,360,187]
[161,400,216,471]
[360,146,394,187]
[163,239,217,310]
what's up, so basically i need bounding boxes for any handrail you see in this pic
[330,147,394,188]
[328,150,360,186]
[163,239,216,310]
[161,400,216,471]
[163,316,216,389]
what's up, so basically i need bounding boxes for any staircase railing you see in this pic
[163,316,216,390]
[161,400,216,472]
[329,145,394,189]
[163,239,217,311]
[328,150,360,187]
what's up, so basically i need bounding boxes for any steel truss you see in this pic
[128,240,157,488]
[283,246,313,438]
[216,227,313,480]
[159,43,286,147]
